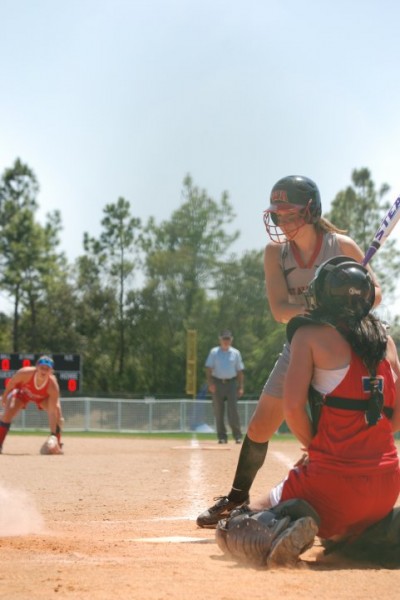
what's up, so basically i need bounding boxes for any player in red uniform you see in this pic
[0,355,64,454]
[215,256,400,566]
[250,256,400,539]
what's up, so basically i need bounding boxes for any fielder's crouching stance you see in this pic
[216,257,400,567]
[0,356,64,455]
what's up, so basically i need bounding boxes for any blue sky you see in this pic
[1,0,400,311]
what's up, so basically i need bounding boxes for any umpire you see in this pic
[205,330,245,444]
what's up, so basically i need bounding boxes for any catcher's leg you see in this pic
[332,508,400,566]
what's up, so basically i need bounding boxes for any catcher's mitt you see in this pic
[266,516,318,567]
[40,435,63,455]
[215,510,291,566]
[216,500,320,568]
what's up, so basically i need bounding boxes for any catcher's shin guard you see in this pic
[333,508,400,567]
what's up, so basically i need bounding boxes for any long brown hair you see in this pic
[309,306,387,375]
[315,216,347,235]
[338,314,388,374]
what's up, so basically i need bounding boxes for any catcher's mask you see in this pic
[263,175,322,243]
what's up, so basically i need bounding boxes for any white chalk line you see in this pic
[130,443,295,543]
[128,536,212,543]
[271,450,296,470]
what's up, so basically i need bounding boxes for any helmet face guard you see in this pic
[263,203,312,243]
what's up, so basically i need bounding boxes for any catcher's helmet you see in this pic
[263,176,322,242]
[306,256,375,319]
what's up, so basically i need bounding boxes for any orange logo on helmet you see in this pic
[271,190,289,203]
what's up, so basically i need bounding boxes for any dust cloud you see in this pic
[0,485,44,536]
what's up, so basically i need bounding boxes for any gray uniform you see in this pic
[263,232,342,397]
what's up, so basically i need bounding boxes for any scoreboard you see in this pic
[0,353,81,392]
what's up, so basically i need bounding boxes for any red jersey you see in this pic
[14,371,51,407]
[308,350,399,474]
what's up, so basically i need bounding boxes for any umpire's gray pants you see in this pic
[212,377,242,441]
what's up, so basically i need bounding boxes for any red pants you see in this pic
[279,464,400,539]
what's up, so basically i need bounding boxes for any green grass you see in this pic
[8,429,297,441]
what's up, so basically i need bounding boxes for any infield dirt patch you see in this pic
[0,436,399,599]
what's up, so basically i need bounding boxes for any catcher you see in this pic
[0,355,64,454]
[216,256,400,567]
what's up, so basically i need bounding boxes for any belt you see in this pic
[214,377,237,384]
[325,396,393,419]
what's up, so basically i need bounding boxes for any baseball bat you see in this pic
[362,195,400,266]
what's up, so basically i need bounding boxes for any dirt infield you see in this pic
[1,435,400,600]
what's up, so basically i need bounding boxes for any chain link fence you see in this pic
[10,396,268,434]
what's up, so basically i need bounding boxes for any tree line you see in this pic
[0,159,399,397]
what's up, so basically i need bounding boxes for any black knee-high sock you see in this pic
[227,434,269,502]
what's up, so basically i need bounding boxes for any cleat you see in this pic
[266,517,318,567]
[218,439,228,444]
[196,495,249,528]
[228,504,252,519]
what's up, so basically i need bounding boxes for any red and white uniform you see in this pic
[271,351,400,539]
[13,372,51,409]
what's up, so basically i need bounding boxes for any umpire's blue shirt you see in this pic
[205,347,244,379]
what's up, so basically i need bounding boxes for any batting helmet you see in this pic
[263,176,322,242]
[307,256,375,319]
